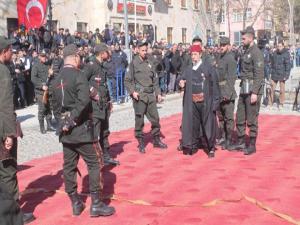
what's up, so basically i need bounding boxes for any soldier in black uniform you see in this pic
[125,41,167,153]
[52,44,115,217]
[0,36,35,224]
[216,37,237,149]
[84,43,120,166]
[229,27,264,155]
[31,50,56,134]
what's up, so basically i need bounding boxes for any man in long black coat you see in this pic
[178,45,220,157]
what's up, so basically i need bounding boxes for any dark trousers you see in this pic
[219,100,235,141]
[94,116,111,159]
[133,95,161,139]
[36,92,52,121]
[62,142,103,194]
[236,94,262,138]
[0,181,23,225]
[0,138,19,201]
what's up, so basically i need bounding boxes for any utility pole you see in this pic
[48,0,53,31]
[124,0,132,62]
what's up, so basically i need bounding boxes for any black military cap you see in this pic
[94,43,109,54]
[39,49,47,56]
[192,35,202,43]
[220,36,230,45]
[241,26,255,35]
[0,36,15,51]
[63,44,78,58]
[59,28,64,31]
[137,40,148,47]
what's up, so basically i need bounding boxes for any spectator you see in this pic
[270,41,291,109]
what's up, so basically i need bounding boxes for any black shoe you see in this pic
[68,192,85,216]
[90,192,115,217]
[23,212,35,224]
[39,120,46,134]
[153,136,168,149]
[103,149,120,166]
[189,148,198,155]
[104,157,120,166]
[208,150,215,158]
[137,138,146,153]
[244,137,257,155]
[46,118,56,132]
[227,138,245,151]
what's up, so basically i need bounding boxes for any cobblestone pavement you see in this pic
[16,93,300,164]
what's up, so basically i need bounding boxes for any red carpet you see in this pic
[17,114,300,225]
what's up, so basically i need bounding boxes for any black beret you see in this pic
[220,37,230,45]
[0,36,15,51]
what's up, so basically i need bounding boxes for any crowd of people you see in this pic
[0,22,298,224]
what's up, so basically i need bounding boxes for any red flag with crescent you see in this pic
[17,0,48,29]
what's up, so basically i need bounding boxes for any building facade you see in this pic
[0,0,212,44]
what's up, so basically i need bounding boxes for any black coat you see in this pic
[180,58,220,149]
[53,66,96,144]
[271,48,291,81]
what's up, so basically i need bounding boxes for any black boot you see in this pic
[153,136,168,149]
[68,192,85,216]
[90,191,115,217]
[208,147,215,158]
[244,137,257,155]
[103,148,120,166]
[137,138,146,153]
[227,137,245,151]
[46,118,56,132]
[39,120,46,134]
[23,212,35,224]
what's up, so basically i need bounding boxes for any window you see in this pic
[206,0,211,13]
[234,31,241,46]
[182,28,187,43]
[194,0,199,10]
[246,8,252,20]
[233,9,242,22]
[181,0,187,8]
[77,22,87,33]
[167,27,173,44]
[215,10,225,23]
[219,32,225,38]
[113,23,122,32]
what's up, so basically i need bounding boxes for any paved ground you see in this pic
[16,91,300,164]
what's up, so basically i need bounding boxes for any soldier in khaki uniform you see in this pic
[125,41,167,153]
[229,27,264,155]
[216,37,237,149]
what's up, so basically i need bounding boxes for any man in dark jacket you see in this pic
[270,41,291,109]
[216,37,237,149]
[31,50,56,134]
[166,44,182,93]
[229,27,264,155]
[84,43,120,166]
[52,44,115,217]
[178,44,220,157]
[0,36,35,224]
[125,41,167,153]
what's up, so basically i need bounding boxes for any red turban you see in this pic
[190,45,202,53]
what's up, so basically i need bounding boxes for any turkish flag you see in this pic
[17,0,48,29]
